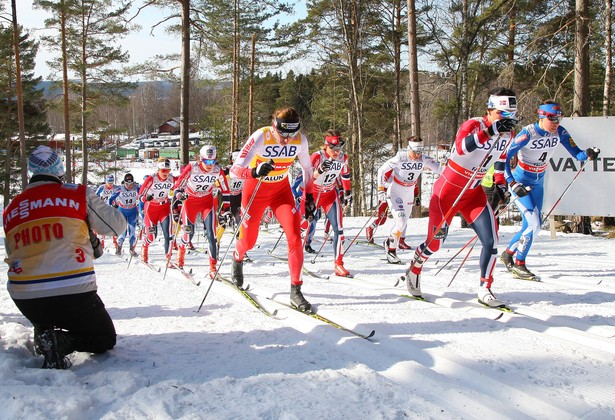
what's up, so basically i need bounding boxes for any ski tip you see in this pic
[366,330,376,339]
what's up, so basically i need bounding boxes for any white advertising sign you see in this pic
[543,116,614,217]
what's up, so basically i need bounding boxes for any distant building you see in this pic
[156,117,198,136]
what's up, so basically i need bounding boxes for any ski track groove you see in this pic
[133,226,615,417]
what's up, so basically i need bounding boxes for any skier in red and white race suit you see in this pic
[307,129,353,277]
[377,136,442,264]
[138,159,176,263]
[173,145,230,277]
[230,107,315,311]
[405,88,518,308]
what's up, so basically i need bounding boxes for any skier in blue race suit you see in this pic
[500,101,601,280]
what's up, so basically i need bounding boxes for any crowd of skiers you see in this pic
[3,87,601,369]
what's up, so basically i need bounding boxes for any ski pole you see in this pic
[343,213,375,254]
[433,235,478,277]
[434,194,521,277]
[541,159,590,221]
[447,236,478,287]
[268,230,285,255]
[310,218,330,264]
[197,174,266,312]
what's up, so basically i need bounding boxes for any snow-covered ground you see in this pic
[1,166,615,419]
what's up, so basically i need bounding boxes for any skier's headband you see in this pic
[274,118,301,137]
[408,141,424,153]
[538,103,563,123]
[325,135,344,149]
[487,95,517,118]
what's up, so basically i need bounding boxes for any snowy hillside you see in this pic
[1,173,615,418]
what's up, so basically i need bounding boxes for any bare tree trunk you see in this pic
[407,0,422,218]
[249,33,255,136]
[180,0,190,165]
[80,12,88,186]
[392,0,402,153]
[460,0,469,119]
[338,0,366,214]
[573,0,590,116]
[11,0,27,188]
[231,0,240,150]
[61,1,72,182]
[603,0,612,116]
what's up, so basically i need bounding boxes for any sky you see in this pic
[10,0,307,80]
[1,163,615,418]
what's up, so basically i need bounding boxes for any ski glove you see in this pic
[413,195,421,207]
[487,118,516,136]
[343,190,353,207]
[496,183,510,205]
[586,147,600,160]
[145,193,154,202]
[318,159,333,174]
[510,181,529,198]
[174,189,186,201]
[304,193,316,221]
[251,160,275,178]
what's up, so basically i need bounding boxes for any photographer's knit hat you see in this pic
[28,145,65,178]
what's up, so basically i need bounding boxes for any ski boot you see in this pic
[334,258,351,277]
[115,244,122,255]
[231,258,244,287]
[290,284,311,312]
[405,266,422,297]
[209,258,218,279]
[500,250,514,271]
[511,261,538,281]
[366,226,374,243]
[477,282,506,308]
[129,244,138,257]
[385,239,401,264]
[304,243,316,254]
[398,237,412,250]
[38,329,71,369]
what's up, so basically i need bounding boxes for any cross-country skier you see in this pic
[500,101,600,280]
[95,174,119,249]
[138,159,175,263]
[173,145,230,277]
[378,136,442,264]
[307,129,353,277]
[230,107,315,311]
[405,87,518,308]
[109,173,140,257]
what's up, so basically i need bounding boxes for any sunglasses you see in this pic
[125,180,134,184]
[202,158,216,165]
[545,115,562,123]
[277,129,299,138]
[159,168,171,173]
[497,110,517,119]
[327,144,342,151]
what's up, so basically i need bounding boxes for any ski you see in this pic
[400,294,507,320]
[166,262,201,286]
[136,259,161,273]
[302,266,330,280]
[511,273,542,282]
[269,299,375,340]
[217,275,279,318]
[357,240,385,249]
